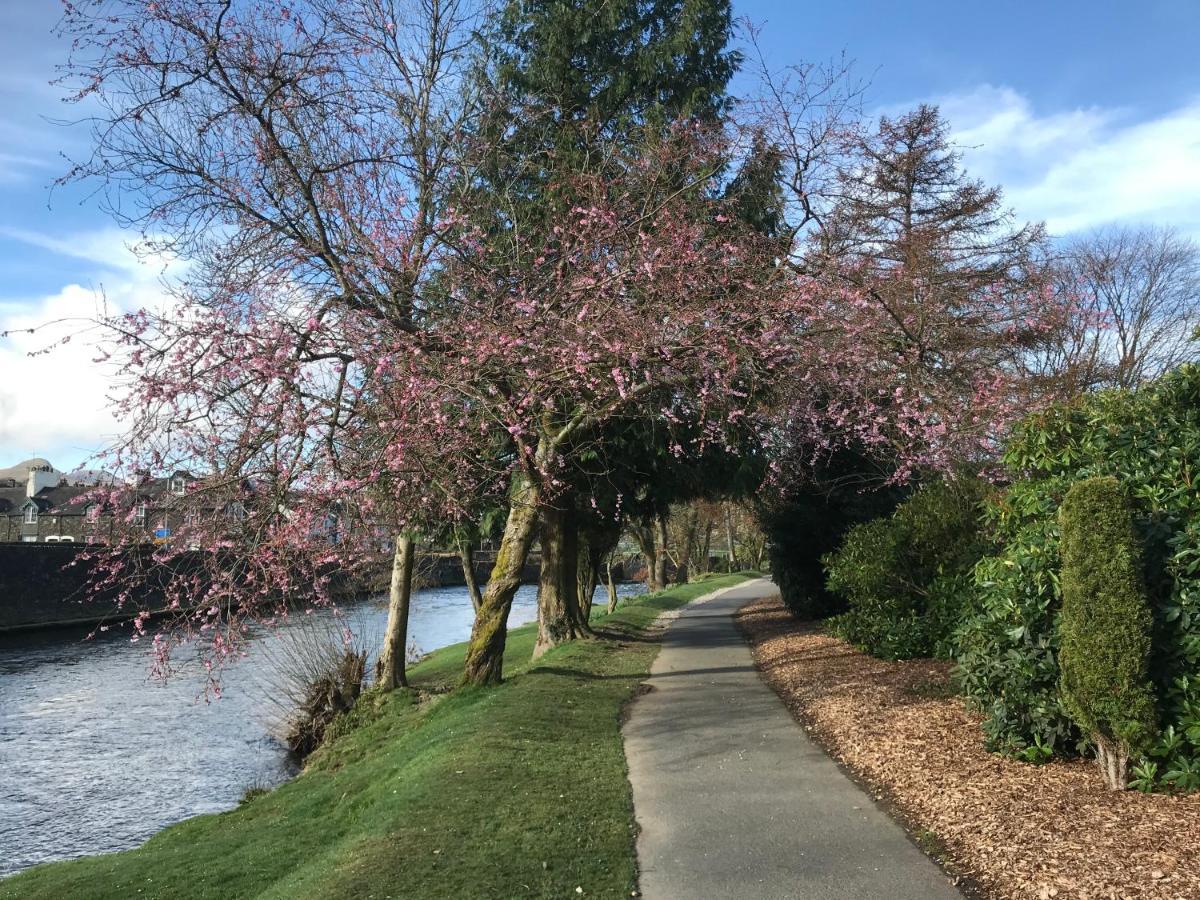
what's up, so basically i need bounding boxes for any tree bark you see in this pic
[700,521,713,575]
[676,509,698,585]
[377,532,416,690]
[654,512,669,589]
[533,503,588,658]
[633,524,660,592]
[725,506,739,571]
[463,476,540,686]
[1095,736,1130,791]
[577,539,599,625]
[459,538,482,612]
[605,554,619,614]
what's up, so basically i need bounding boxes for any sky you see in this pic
[2,0,1199,470]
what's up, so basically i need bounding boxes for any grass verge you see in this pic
[3,573,759,900]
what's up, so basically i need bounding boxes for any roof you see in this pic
[0,484,95,516]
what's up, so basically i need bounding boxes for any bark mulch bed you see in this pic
[736,594,1200,900]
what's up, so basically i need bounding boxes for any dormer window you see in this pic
[134,504,147,527]
[23,503,37,525]
[170,476,186,496]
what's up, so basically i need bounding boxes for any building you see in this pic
[0,460,99,543]
[0,460,216,544]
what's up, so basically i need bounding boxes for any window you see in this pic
[85,504,100,524]
[23,504,37,525]
[134,504,147,527]
[170,476,186,496]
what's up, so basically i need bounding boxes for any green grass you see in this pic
[3,573,760,900]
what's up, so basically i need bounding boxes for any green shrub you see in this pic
[824,478,991,660]
[760,446,904,619]
[952,478,1079,757]
[1058,477,1157,789]
[954,364,1200,784]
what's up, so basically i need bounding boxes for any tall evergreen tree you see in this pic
[461,0,744,670]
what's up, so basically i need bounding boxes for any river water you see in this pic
[0,582,645,877]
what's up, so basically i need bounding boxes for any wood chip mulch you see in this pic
[735,594,1200,900]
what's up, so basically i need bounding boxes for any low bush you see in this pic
[823,478,991,660]
[1058,477,1158,789]
[954,364,1200,785]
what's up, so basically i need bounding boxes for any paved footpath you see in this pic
[623,578,962,900]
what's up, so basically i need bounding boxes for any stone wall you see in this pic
[0,544,550,632]
[0,544,144,631]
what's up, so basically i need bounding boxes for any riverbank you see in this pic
[2,572,758,899]
[736,594,1200,900]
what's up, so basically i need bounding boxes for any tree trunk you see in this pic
[606,555,619,614]
[676,510,698,585]
[377,533,416,691]
[577,540,599,625]
[654,512,669,589]
[463,476,540,686]
[459,538,482,612]
[633,525,660,592]
[725,506,739,571]
[700,522,713,575]
[533,503,588,659]
[1095,736,1130,791]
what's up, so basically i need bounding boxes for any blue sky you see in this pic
[2,0,1199,469]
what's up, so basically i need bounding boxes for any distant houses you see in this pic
[0,459,235,545]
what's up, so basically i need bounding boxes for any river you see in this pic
[0,582,646,877]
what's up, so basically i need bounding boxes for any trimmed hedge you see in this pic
[1058,477,1157,788]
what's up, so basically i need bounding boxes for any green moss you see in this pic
[2,573,759,900]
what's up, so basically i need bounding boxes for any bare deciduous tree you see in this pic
[1053,225,1200,388]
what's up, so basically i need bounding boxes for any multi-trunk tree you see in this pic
[464,0,743,663]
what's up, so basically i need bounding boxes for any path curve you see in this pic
[623,578,962,899]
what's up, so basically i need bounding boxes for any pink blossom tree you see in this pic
[57,0,493,687]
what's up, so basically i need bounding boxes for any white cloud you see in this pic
[0,230,179,469]
[932,85,1200,236]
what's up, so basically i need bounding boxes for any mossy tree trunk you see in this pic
[377,532,416,690]
[533,503,588,658]
[463,474,541,686]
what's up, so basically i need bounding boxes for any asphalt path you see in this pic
[623,579,963,900]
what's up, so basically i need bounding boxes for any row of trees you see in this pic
[47,0,1197,702]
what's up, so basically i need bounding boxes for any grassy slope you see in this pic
[4,573,759,900]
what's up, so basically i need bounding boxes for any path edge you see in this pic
[732,594,983,899]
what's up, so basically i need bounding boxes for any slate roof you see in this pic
[0,483,96,515]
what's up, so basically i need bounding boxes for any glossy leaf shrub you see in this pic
[954,364,1200,784]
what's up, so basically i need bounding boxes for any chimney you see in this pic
[26,464,58,499]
